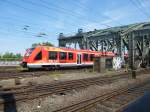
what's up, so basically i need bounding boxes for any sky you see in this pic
[0,0,150,55]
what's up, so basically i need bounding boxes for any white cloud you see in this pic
[81,6,133,31]
[139,0,150,8]
[82,22,108,31]
[102,7,129,24]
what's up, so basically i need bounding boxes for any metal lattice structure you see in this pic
[58,22,150,69]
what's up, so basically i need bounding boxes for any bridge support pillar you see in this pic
[93,57,106,73]
[129,33,136,79]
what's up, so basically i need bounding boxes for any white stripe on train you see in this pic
[27,62,93,68]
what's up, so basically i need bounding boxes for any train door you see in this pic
[77,53,82,64]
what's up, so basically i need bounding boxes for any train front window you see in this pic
[49,51,57,60]
[60,52,67,60]
[35,51,42,60]
[68,52,73,60]
[25,48,35,57]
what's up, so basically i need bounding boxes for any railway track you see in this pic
[0,67,92,80]
[0,71,50,80]
[0,68,149,111]
[0,66,149,80]
[0,68,149,102]
[0,66,21,74]
[0,73,129,110]
[53,79,150,112]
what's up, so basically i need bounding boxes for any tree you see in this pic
[3,52,15,58]
[42,42,54,46]
[31,41,54,47]
[1,52,22,60]
[15,53,22,59]
[31,43,41,48]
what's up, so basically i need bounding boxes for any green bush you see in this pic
[0,52,22,61]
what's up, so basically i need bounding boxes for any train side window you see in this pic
[49,51,57,60]
[68,52,73,60]
[83,53,88,61]
[60,52,67,60]
[35,51,42,60]
[90,54,94,61]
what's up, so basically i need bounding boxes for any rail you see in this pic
[53,79,150,112]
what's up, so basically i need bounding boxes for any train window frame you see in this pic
[68,52,73,60]
[49,51,57,60]
[90,54,94,61]
[25,48,35,57]
[83,53,88,61]
[34,51,42,60]
[60,52,67,60]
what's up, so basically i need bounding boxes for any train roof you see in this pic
[36,45,97,52]
[35,45,113,54]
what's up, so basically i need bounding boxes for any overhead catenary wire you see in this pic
[0,0,126,40]
[32,0,86,18]
[130,0,150,18]
[0,0,81,36]
[22,0,113,28]
[68,0,123,26]
[4,0,115,28]
[136,0,150,17]
[0,21,49,40]
[2,0,84,29]
[1,0,113,38]
[0,19,50,39]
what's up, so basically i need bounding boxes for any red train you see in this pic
[21,46,115,69]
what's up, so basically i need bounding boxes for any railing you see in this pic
[0,58,22,66]
[0,58,22,61]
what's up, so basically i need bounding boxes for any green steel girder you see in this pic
[58,22,150,68]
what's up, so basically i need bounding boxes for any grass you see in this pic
[48,71,64,79]
[16,66,27,71]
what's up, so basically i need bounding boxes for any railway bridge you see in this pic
[58,22,150,70]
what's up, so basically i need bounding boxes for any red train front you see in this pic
[21,46,115,69]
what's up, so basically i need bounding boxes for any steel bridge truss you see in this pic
[58,22,150,69]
